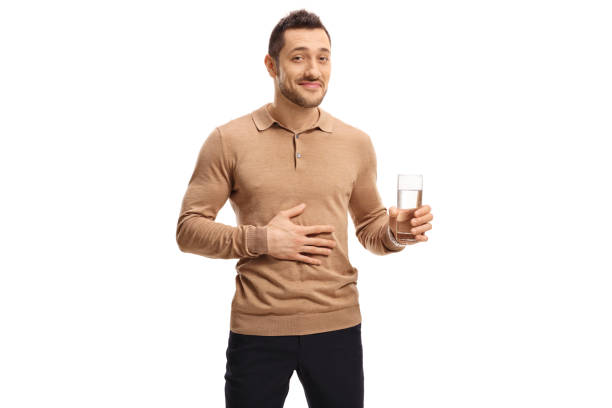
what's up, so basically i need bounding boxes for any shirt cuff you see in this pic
[383,223,407,251]
[246,226,268,256]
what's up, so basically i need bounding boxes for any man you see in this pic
[176,9,433,408]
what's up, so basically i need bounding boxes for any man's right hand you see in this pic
[265,203,336,265]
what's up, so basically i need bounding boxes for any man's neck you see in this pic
[267,99,320,134]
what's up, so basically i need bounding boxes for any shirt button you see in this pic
[296,153,302,158]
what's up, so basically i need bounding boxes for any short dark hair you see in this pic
[268,9,331,68]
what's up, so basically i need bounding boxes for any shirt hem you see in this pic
[229,304,362,336]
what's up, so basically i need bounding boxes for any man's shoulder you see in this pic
[332,116,366,134]
[330,114,372,145]
[208,108,263,153]
[215,109,258,134]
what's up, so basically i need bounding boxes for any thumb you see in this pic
[388,206,398,217]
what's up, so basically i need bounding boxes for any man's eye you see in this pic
[292,56,328,62]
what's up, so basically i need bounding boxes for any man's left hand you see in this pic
[388,204,433,244]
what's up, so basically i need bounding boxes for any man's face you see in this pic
[273,28,331,108]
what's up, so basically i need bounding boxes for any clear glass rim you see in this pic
[397,174,423,189]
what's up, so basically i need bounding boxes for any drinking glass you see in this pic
[396,174,423,243]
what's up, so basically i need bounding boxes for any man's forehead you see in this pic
[282,28,330,52]
[287,45,331,54]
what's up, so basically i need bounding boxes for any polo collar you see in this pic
[252,103,334,133]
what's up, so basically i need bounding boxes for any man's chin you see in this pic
[281,88,324,108]
[300,96,325,108]
[292,99,323,109]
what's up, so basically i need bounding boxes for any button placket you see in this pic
[295,133,302,167]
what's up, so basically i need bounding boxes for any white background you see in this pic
[1,0,611,407]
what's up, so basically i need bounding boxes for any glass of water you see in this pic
[396,174,423,243]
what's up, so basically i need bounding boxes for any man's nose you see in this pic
[303,58,321,79]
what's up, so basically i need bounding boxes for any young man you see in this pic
[176,9,433,408]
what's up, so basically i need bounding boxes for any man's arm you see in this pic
[176,127,267,259]
[348,133,406,255]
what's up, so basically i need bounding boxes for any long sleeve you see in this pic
[348,134,405,255]
[176,127,268,259]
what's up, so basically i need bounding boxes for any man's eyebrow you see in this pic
[289,46,331,53]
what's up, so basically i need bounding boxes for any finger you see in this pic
[301,245,332,256]
[283,202,307,218]
[305,237,337,248]
[411,213,434,226]
[415,205,431,217]
[295,253,322,265]
[411,223,432,235]
[301,224,336,235]
[388,206,398,217]
[416,233,428,242]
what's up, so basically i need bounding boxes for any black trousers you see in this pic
[224,323,364,408]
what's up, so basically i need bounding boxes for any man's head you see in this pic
[265,9,331,108]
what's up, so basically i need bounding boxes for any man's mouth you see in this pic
[300,81,321,89]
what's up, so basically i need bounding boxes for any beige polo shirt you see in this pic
[176,103,404,336]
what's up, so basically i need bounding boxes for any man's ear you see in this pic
[265,55,277,78]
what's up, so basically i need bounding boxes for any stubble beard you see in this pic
[277,66,326,108]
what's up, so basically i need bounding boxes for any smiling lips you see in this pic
[300,82,321,89]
